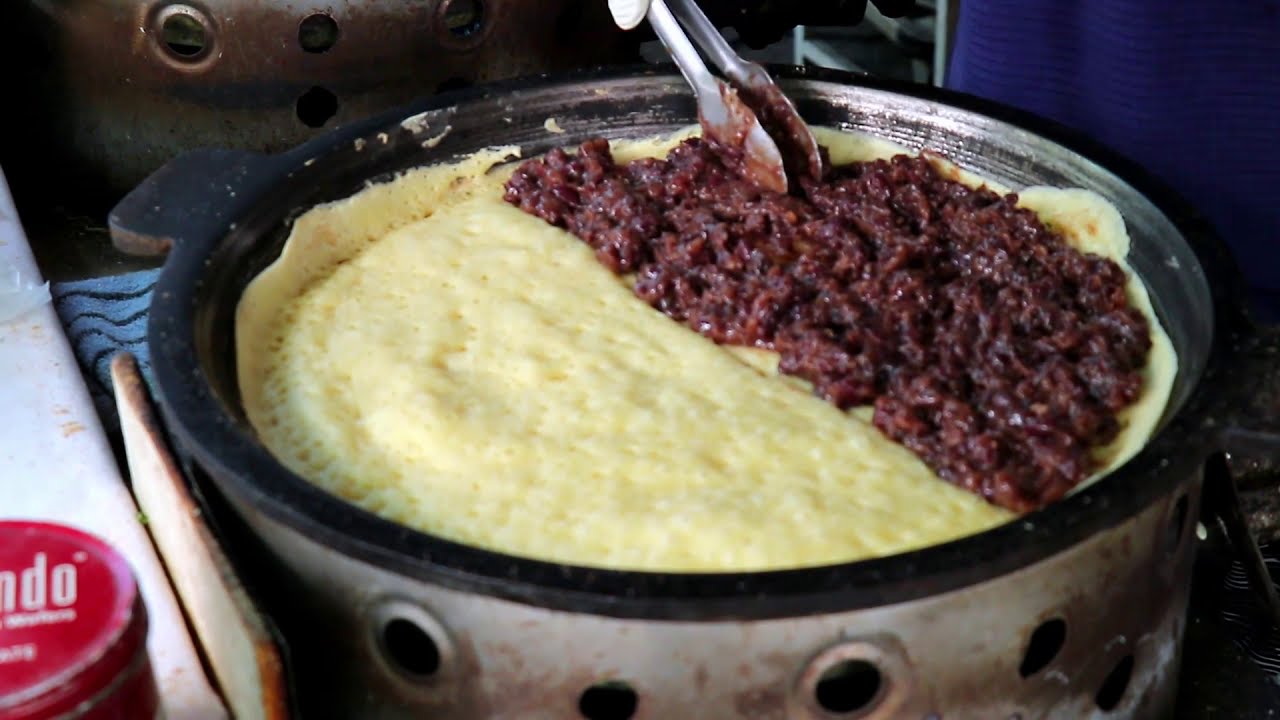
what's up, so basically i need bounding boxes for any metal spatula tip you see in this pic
[647,0,824,192]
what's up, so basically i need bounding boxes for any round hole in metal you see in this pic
[814,659,882,715]
[1094,654,1134,711]
[299,14,339,53]
[441,0,484,38]
[296,87,339,128]
[160,10,207,58]
[1166,494,1189,554]
[381,617,441,678]
[578,680,638,720]
[1018,618,1067,678]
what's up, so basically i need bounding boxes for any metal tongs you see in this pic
[613,0,825,193]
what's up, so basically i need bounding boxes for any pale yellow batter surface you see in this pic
[236,127,1177,572]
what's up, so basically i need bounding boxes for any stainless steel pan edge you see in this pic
[107,65,1280,717]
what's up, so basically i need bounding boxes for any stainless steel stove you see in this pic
[4,5,1280,716]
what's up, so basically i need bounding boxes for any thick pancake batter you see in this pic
[236,127,1177,572]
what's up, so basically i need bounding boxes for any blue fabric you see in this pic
[50,269,159,435]
[946,0,1280,318]
[947,0,1280,680]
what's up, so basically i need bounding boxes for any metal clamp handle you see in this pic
[646,0,726,123]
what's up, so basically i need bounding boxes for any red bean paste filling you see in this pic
[503,137,1152,512]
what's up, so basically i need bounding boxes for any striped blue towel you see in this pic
[50,269,158,436]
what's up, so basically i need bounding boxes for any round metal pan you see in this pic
[107,65,1280,717]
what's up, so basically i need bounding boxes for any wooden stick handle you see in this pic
[112,352,291,720]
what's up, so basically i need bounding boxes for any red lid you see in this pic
[0,521,150,719]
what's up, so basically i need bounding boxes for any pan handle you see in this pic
[108,148,284,258]
[1203,323,1280,626]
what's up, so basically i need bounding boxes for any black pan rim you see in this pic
[146,63,1239,621]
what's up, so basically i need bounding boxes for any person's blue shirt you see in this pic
[946,0,1280,320]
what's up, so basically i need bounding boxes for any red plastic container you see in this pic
[0,521,159,720]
